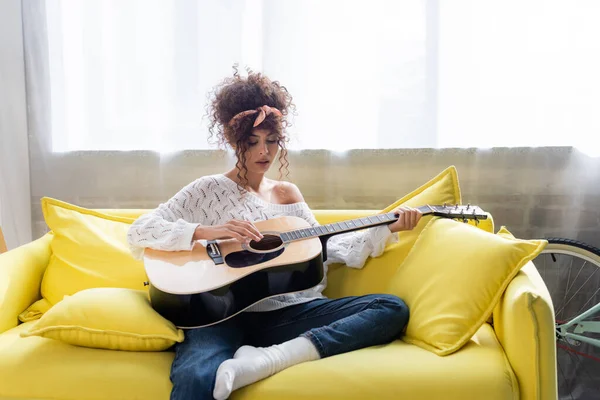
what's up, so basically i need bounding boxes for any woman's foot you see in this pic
[213,337,320,400]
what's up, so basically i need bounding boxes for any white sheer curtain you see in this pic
[41,0,600,155]
[0,0,32,250]
[44,0,432,152]
[438,0,600,155]
[46,0,258,152]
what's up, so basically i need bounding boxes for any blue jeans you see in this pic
[170,294,409,400]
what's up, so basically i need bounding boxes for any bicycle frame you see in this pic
[556,300,600,348]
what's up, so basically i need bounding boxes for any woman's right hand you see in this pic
[193,220,263,244]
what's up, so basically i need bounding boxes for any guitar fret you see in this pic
[281,233,288,242]
[309,228,316,236]
[326,224,335,233]
[319,226,327,235]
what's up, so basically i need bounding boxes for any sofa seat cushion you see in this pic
[0,320,518,400]
[233,324,519,400]
[0,322,174,400]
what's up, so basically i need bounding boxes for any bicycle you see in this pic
[535,238,600,400]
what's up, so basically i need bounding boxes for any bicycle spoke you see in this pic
[556,264,596,317]
[556,354,574,400]
[572,286,600,320]
[560,342,600,397]
[555,256,581,320]
[562,255,575,315]
[565,257,579,294]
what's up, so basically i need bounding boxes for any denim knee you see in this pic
[376,294,410,334]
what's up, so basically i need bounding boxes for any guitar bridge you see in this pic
[206,240,224,265]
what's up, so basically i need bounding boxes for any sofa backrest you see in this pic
[95,209,381,226]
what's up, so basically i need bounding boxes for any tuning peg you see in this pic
[455,204,459,210]
[466,203,470,210]
[443,202,447,208]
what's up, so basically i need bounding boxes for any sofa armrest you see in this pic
[493,261,558,400]
[0,233,52,333]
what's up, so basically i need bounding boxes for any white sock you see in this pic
[213,337,320,400]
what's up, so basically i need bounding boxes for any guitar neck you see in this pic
[279,205,436,243]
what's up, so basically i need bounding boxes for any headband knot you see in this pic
[229,105,283,128]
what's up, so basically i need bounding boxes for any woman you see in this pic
[127,69,422,400]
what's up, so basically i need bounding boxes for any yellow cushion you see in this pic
[389,219,547,356]
[324,166,466,298]
[22,197,147,319]
[20,287,184,351]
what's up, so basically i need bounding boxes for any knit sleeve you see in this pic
[127,177,211,258]
[293,205,398,269]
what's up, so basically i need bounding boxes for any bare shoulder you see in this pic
[272,180,306,205]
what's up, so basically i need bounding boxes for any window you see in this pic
[42,0,600,155]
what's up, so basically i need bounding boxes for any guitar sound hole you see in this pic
[249,234,283,251]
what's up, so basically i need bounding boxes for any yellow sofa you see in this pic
[0,209,557,400]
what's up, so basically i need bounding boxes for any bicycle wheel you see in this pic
[536,238,600,400]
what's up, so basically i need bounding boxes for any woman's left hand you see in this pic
[387,206,423,233]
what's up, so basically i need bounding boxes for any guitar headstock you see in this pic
[428,204,488,222]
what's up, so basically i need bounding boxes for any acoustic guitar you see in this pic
[143,204,487,328]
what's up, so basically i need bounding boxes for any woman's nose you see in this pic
[259,143,269,155]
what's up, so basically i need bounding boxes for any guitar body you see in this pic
[144,216,325,328]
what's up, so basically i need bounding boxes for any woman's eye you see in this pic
[248,142,258,146]
[267,140,277,144]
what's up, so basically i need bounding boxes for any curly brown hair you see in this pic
[206,66,295,190]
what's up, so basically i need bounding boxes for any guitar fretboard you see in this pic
[278,203,486,244]
[279,206,430,243]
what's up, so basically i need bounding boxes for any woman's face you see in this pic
[243,128,279,174]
